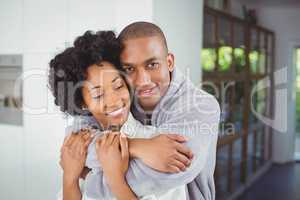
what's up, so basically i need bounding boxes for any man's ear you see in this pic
[167,53,175,72]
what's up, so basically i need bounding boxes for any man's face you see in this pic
[120,36,174,111]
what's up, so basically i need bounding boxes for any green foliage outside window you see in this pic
[201,46,263,73]
[202,46,249,72]
[218,46,232,71]
[201,48,217,71]
[234,48,246,72]
[249,51,259,73]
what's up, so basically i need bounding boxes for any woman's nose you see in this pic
[104,91,123,110]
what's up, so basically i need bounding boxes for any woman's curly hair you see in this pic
[48,30,126,115]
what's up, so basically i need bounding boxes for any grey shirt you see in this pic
[72,69,220,200]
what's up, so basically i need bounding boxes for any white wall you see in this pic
[153,0,204,84]
[252,6,300,163]
[0,1,118,199]
[0,0,23,54]
[0,0,204,199]
[0,124,24,200]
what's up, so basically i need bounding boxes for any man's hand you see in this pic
[129,134,194,173]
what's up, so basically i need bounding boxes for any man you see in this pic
[70,22,220,200]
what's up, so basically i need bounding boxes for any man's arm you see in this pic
[84,93,220,199]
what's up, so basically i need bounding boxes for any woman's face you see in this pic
[82,62,130,129]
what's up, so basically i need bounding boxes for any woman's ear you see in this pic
[167,53,175,72]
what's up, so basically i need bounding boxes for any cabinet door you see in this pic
[0,0,23,53]
[23,0,68,53]
[0,125,24,200]
[23,53,66,200]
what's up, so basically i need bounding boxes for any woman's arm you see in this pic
[60,131,94,200]
[107,175,137,200]
[96,132,137,200]
[63,175,82,200]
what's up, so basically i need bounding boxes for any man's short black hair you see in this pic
[48,30,124,116]
[118,21,168,53]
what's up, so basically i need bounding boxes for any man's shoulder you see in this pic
[174,78,219,109]
[160,77,221,122]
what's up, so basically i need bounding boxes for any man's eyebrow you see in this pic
[122,57,158,67]
[122,62,135,67]
[143,57,158,65]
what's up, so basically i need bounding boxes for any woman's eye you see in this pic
[115,84,124,90]
[92,94,103,99]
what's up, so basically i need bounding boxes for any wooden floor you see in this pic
[237,163,300,200]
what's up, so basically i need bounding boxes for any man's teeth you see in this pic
[107,108,123,116]
[140,88,154,95]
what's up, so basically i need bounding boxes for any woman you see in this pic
[49,30,138,200]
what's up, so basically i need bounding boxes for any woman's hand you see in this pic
[96,132,137,200]
[129,134,194,173]
[60,129,94,200]
[60,130,94,182]
[95,132,129,181]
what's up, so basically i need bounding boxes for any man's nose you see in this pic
[135,68,151,87]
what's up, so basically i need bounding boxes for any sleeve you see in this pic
[83,92,220,199]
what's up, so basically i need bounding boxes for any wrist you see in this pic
[106,173,126,188]
[128,138,150,159]
[107,176,137,200]
[63,173,80,186]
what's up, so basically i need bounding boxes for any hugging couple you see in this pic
[49,22,220,200]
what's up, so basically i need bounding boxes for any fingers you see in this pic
[112,133,120,148]
[167,165,181,173]
[107,132,118,145]
[174,142,194,159]
[174,152,191,168]
[96,132,108,149]
[166,134,188,143]
[65,133,76,147]
[62,134,72,146]
[67,130,95,156]
[83,136,94,148]
[170,159,187,172]
[119,133,129,158]
[95,137,102,149]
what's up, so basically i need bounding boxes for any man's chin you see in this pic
[138,97,160,111]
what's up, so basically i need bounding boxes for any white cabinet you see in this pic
[1,0,118,54]
[23,53,66,200]
[68,0,116,43]
[0,0,23,53]
[23,0,68,53]
[0,125,24,200]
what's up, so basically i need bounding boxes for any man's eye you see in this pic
[147,62,159,69]
[124,67,134,73]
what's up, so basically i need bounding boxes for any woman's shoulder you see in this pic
[121,113,158,138]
